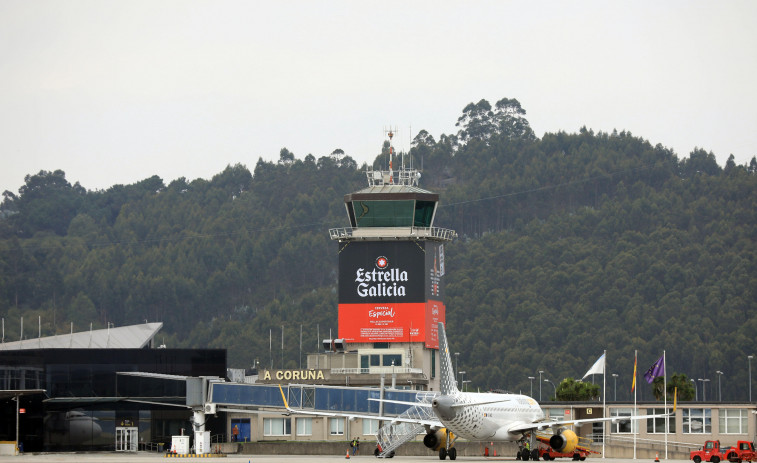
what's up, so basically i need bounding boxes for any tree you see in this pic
[651,373,694,401]
[493,98,536,141]
[412,130,436,147]
[278,148,295,166]
[555,378,600,401]
[456,99,495,143]
[455,98,536,143]
[7,170,85,236]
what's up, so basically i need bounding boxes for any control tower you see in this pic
[327,131,456,391]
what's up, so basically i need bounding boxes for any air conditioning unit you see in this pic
[204,403,216,414]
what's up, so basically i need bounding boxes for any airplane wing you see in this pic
[278,385,442,428]
[508,411,670,433]
[509,392,678,434]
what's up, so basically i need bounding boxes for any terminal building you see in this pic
[0,322,226,452]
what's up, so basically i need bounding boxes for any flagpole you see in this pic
[634,350,637,460]
[602,349,606,459]
[664,350,668,459]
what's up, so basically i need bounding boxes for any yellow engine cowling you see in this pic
[549,429,578,453]
[423,429,450,451]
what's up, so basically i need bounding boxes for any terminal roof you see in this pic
[0,322,163,350]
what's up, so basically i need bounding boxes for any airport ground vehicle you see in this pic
[537,444,599,461]
[516,434,599,460]
[690,440,757,463]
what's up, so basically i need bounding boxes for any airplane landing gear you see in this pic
[439,447,457,460]
[438,429,456,460]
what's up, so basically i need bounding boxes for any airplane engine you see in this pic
[423,429,448,451]
[549,429,578,453]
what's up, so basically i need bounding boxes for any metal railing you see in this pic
[589,433,702,452]
[329,227,456,242]
[331,367,423,375]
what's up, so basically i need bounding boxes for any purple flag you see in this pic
[644,354,665,383]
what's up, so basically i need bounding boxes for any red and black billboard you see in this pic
[338,241,446,348]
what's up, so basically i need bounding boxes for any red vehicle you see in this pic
[691,440,757,463]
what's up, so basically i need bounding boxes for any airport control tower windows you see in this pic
[353,200,414,227]
[414,201,435,227]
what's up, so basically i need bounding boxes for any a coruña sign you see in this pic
[260,369,326,383]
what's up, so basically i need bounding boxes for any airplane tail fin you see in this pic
[438,322,459,395]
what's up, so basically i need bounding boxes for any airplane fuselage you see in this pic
[433,392,544,441]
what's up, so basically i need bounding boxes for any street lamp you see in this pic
[528,376,535,397]
[544,379,557,400]
[698,378,710,402]
[691,379,698,402]
[716,371,724,402]
[612,374,618,401]
[749,355,754,403]
[462,380,471,392]
[459,371,466,391]
[539,370,544,401]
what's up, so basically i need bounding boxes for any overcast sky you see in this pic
[2,0,756,195]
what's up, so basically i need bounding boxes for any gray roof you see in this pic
[0,322,163,350]
[352,184,433,195]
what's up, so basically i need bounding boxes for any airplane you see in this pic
[279,322,675,460]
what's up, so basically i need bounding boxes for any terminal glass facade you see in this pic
[0,348,225,452]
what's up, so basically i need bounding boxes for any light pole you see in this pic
[691,378,698,402]
[462,380,471,392]
[539,370,544,401]
[544,379,557,400]
[460,371,466,391]
[612,373,618,401]
[698,378,710,402]
[528,376,535,397]
[749,355,754,403]
[716,371,724,402]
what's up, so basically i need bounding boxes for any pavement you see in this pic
[0,454,692,463]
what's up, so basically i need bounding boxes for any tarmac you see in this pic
[0,455,692,463]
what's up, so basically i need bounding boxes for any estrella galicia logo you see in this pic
[375,256,388,269]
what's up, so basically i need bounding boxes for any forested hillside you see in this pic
[1,98,755,402]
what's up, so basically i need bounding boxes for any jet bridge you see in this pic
[207,382,422,416]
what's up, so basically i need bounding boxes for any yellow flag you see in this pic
[631,355,637,392]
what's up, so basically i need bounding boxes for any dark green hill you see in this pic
[1,99,755,402]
